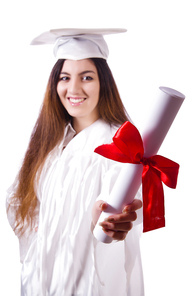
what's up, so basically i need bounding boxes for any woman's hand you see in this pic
[92,199,143,241]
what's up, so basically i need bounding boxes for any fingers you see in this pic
[91,200,108,226]
[102,199,142,225]
[99,210,135,233]
[100,220,133,232]
[98,199,143,241]
[99,210,134,241]
[123,199,143,213]
[102,229,129,241]
[104,211,137,223]
[93,199,142,241]
[99,201,108,212]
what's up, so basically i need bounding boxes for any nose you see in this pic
[68,77,81,95]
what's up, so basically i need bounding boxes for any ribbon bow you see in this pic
[94,121,179,232]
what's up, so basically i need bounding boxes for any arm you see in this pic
[6,180,40,263]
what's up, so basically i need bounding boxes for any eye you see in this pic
[82,76,93,81]
[59,76,70,82]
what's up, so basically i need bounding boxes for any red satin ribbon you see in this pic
[94,121,179,232]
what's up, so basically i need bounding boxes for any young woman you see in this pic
[6,29,144,296]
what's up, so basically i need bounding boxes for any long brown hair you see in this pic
[9,58,130,235]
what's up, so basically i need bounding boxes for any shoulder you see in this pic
[88,119,120,145]
[64,119,121,154]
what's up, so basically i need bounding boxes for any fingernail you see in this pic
[99,203,103,209]
[122,207,129,213]
[100,202,107,209]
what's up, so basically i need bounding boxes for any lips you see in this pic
[68,97,86,105]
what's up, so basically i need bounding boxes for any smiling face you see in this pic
[57,59,100,131]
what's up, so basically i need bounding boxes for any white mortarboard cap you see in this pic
[30,28,127,60]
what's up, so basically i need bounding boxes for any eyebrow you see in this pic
[59,70,96,76]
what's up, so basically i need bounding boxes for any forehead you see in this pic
[61,59,97,73]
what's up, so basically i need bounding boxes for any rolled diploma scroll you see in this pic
[93,86,185,243]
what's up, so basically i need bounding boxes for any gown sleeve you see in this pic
[92,158,144,296]
[6,178,40,263]
[95,157,143,225]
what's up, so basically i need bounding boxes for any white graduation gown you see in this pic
[6,119,144,296]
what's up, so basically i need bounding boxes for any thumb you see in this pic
[92,200,107,226]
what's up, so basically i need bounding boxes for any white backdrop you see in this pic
[1,0,195,295]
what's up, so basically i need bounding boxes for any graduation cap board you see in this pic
[30,28,127,60]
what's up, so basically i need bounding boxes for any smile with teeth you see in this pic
[68,97,86,105]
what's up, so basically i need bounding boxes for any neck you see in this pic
[72,116,100,134]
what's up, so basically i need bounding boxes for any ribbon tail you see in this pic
[149,155,180,188]
[142,166,165,232]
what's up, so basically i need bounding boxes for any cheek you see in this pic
[57,83,67,99]
[89,84,100,102]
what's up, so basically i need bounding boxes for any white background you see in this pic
[1,0,195,295]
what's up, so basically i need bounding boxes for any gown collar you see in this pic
[59,119,111,154]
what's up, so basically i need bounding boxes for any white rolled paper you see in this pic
[93,86,185,243]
